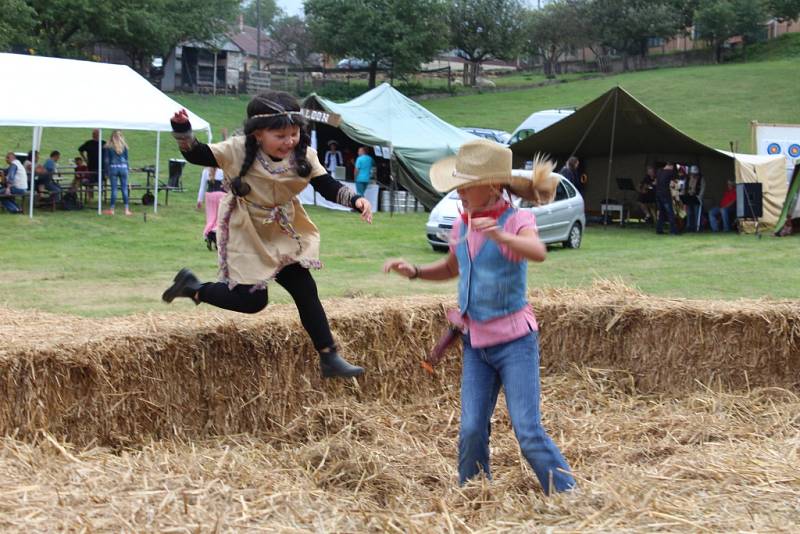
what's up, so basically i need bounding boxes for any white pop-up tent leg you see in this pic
[28,126,39,218]
[97,129,103,214]
[154,131,160,213]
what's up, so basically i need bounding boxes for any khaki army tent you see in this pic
[510,86,787,230]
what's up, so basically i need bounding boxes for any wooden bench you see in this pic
[0,190,57,212]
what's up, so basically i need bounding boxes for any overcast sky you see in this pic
[277,0,304,16]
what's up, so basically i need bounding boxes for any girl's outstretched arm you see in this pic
[383,252,458,281]
[170,109,218,167]
[310,174,373,223]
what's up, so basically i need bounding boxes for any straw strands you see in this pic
[0,369,797,532]
[0,282,798,531]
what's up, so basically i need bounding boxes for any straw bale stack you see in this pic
[0,282,798,444]
[0,369,797,532]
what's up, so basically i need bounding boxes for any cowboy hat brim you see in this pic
[430,157,559,205]
[430,155,523,192]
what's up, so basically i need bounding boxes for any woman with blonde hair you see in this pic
[103,130,132,215]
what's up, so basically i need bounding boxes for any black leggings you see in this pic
[197,263,334,351]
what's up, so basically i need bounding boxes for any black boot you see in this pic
[162,268,203,304]
[319,349,364,378]
[205,231,217,251]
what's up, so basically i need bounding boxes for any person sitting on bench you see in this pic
[1,152,27,213]
[709,180,737,232]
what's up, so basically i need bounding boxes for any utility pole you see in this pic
[256,0,262,71]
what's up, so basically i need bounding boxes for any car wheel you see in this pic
[563,222,582,249]
[431,244,449,253]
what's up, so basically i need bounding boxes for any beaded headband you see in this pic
[249,111,303,120]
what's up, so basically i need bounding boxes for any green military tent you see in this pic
[510,86,788,229]
[302,83,476,209]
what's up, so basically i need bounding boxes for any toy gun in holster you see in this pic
[421,309,465,374]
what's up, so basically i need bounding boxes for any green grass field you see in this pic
[423,59,800,150]
[2,197,798,317]
[1,57,798,316]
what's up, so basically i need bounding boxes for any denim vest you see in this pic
[456,207,528,322]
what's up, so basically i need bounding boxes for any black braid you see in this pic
[231,135,258,197]
[294,129,312,177]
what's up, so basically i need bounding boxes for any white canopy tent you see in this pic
[0,53,212,217]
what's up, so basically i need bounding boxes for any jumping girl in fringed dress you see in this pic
[162,91,372,379]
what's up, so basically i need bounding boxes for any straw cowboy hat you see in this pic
[430,138,558,205]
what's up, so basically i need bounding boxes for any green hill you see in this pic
[422,58,800,152]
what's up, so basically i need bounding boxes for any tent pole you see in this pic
[28,127,39,218]
[154,131,161,214]
[389,149,396,218]
[97,129,103,215]
[567,90,615,163]
[603,90,619,228]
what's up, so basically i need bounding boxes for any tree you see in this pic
[694,0,737,62]
[240,0,282,30]
[524,1,584,77]
[24,0,239,69]
[581,0,684,71]
[732,0,768,59]
[0,0,35,51]
[270,15,316,90]
[447,0,526,86]
[25,0,103,57]
[668,0,702,28]
[765,0,800,22]
[100,0,239,72]
[305,0,448,88]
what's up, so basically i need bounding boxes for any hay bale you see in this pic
[0,283,798,445]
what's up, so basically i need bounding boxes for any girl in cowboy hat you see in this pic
[383,139,575,494]
[163,91,372,379]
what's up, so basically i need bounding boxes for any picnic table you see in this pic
[53,167,176,206]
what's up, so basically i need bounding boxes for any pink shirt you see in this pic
[449,207,539,349]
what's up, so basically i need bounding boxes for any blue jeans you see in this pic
[655,196,677,234]
[41,180,62,202]
[685,202,701,232]
[459,331,575,494]
[1,187,26,213]
[109,167,129,209]
[355,181,368,196]
[709,205,736,232]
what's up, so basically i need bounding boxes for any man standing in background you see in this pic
[559,156,581,195]
[323,140,343,178]
[655,162,678,235]
[78,129,106,183]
